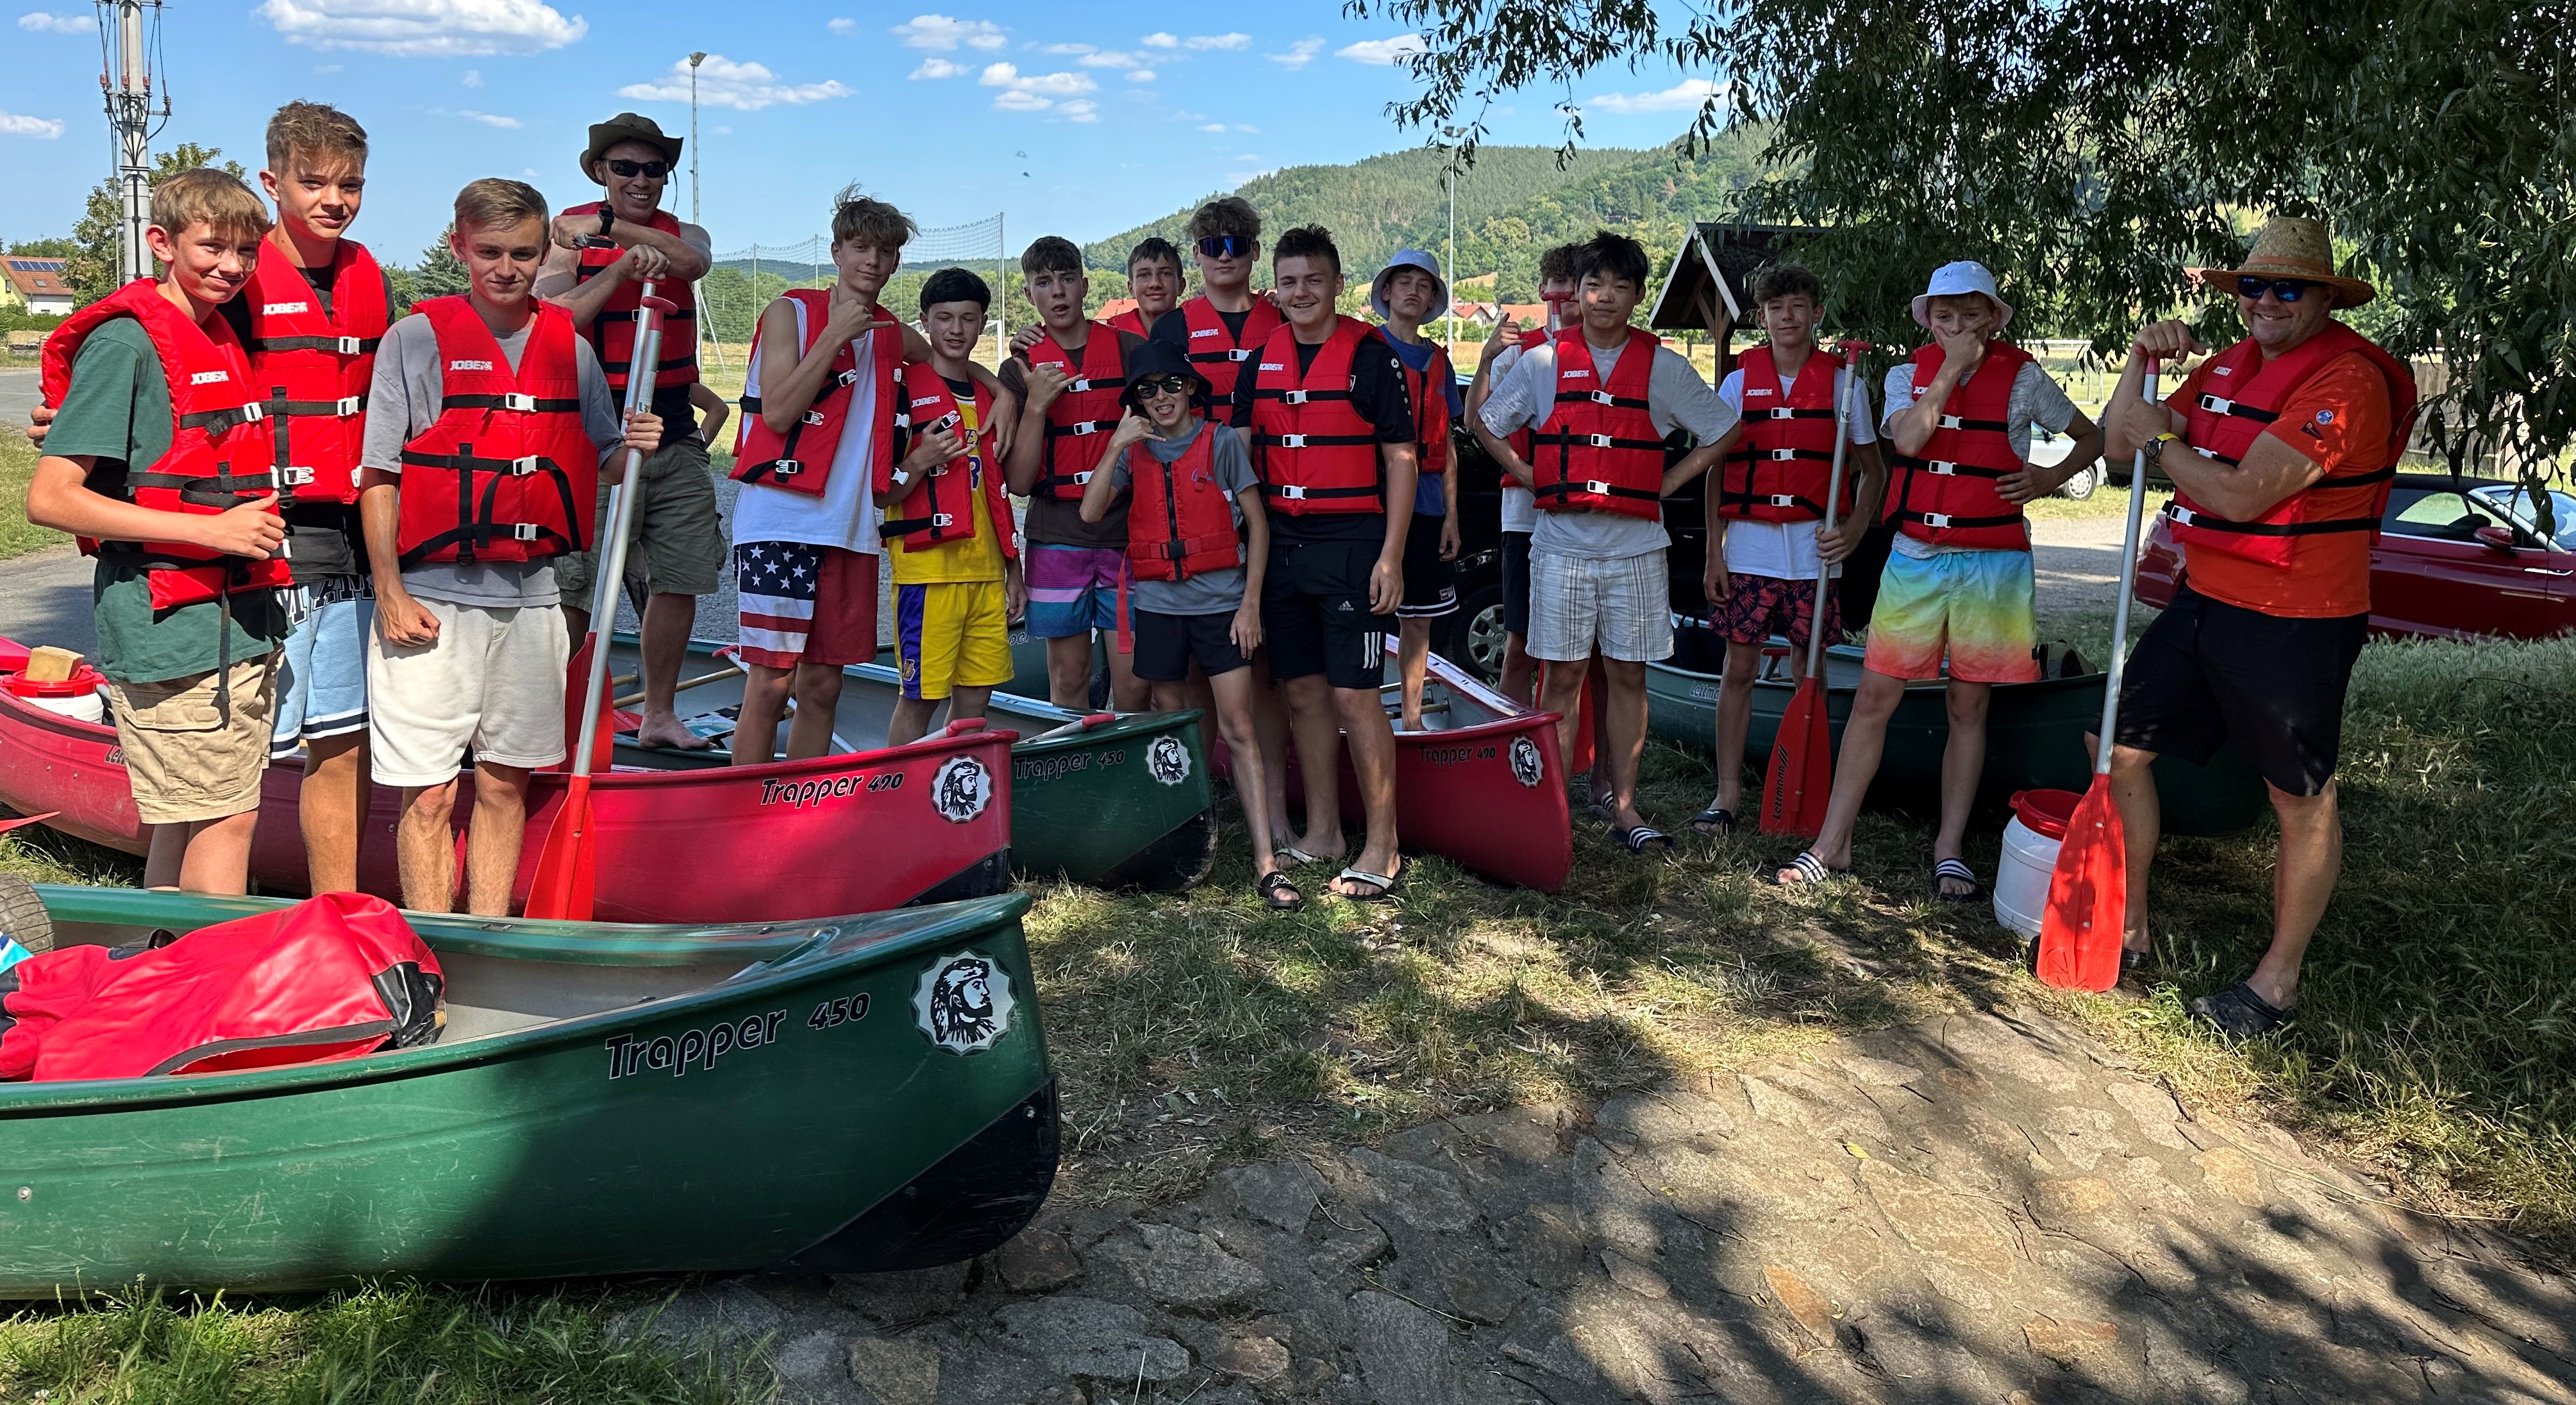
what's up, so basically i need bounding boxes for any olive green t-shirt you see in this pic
[42,316,289,685]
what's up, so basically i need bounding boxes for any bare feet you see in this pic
[1329,852,1401,899]
[635,710,717,751]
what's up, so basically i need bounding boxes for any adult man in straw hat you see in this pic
[536,112,722,752]
[2099,215,2420,1039]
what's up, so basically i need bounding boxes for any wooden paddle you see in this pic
[2038,362,2161,991]
[1760,339,1869,836]
[526,279,675,922]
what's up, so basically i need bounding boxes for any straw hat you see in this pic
[2185,215,2375,309]
[580,112,682,185]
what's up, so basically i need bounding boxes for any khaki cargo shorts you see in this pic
[107,654,280,825]
[559,434,725,604]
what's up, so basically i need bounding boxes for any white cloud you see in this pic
[1336,35,1425,65]
[891,13,1005,51]
[1080,49,1146,67]
[825,15,853,32]
[1199,121,1260,133]
[1267,37,1323,69]
[312,63,342,72]
[1183,32,1248,49]
[980,62,1094,95]
[16,11,88,33]
[712,124,732,135]
[461,67,483,86]
[910,57,963,78]
[253,0,584,56]
[620,53,854,111]
[430,107,521,128]
[521,167,539,177]
[1141,31,1176,48]
[1582,77,1729,113]
[0,110,66,138]
[1058,99,1098,122]
[992,89,1051,112]
[1125,69,1155,81]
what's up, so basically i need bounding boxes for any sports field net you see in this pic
[694,214,1008,369]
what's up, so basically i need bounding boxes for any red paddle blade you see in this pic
[2036,777,2127,991]
[523,775,599,921]
[1760,677,1834,836]
[562,637,615,771]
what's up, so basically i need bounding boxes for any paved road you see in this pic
[0,369,38,433]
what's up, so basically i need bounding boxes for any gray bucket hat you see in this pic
[1369,248,1450,322]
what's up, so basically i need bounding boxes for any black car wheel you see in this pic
[1455,581,1508,682]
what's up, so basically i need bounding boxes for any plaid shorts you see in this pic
[1528,548,1673,663]
[1712,573,1841,652]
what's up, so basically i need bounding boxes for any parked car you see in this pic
[2132,473,2576,640]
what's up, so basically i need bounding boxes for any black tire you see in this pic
[2056,460,2105,500]
[1453,580,1509,684]
[0,872,53,954]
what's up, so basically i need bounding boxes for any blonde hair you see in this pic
[830,185,916,251]
[150,169,271,242]
[265,101,368,174]
[453,178,549,234]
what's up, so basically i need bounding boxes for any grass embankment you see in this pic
[0,428,65,562]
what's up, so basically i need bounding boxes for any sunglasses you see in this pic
[2236,276,2318,303]
[1196,235,1253,260]
[606,159,671,179]
[1132,374,1196,398]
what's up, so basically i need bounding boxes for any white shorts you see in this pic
[1528,548,1675,664]
[367,598,571,786]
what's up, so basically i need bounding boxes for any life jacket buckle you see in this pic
[1589,390,1617,406]
[1069,420,1104,435]
[773,459,803,476]
[279,466,317,486]
[237,401,266,424]
[931,513,954,528]
[1227,348,1253,362]
[1067,378,1096,392]
[1276,484,1309,500]
[1586,434,1614,449]
[1278,434,1308,449]
[2168,505,2197,526]
[2200,394,2233,414]
[802,409,827,426]
[1281,390,1310,405]
[1921,513,1953,528]
[510,455,542,475]
[335,394,364,416]
[1583,480,1614,495]
[501,392,538,413]
[1929,460,1959,475]
[333,335,364,356]
[1766,494,1798,507]
[1070,470,1092,485]
[1769,448,1800,461]
[510,523,541,542]
[1769,407,1798,419]
[837,369,863,387]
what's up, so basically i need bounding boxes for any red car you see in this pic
[2134,473,2576,639]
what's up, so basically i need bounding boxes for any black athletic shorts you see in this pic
[2112,584,2369,796]
[1501,530,1533,637]
[1133,607,1248,684]
[1262,538,1389,691]
[1397,512,1458,620]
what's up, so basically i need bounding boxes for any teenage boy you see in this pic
[1078,341,1289,907]
[1003,236,1150,712]
[1692,264,1889,834]
[730,192,974,765]
[1475,231,1741,854]
[1775,261,2102,897]
[359,179,660,915]
[29,170,292,895]
[1467,243,1581,705]
[1232,225,1419,900]
[240,101,392,895]
[537,113,721,753]
[1371,249,1464,730]
[883,268,1025,746]
[1112,237,1185,336]
[1151,198,1282,409]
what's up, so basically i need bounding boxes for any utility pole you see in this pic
[687,51,706,227]
[1441,126,1464,350]
[104,0,166,284]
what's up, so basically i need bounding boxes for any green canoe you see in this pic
[0,884,1057,1296]
[1644,620,2268,837]
[606,635,1217,891]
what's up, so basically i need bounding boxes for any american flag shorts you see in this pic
[734,540,881,669]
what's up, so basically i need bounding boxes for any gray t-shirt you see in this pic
[362,309,624,607]
[1479,336,1739,560]
[1109,421,1258,616]
[1878,358,2078,559]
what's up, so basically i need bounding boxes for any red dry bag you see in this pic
[0,891,444,1082]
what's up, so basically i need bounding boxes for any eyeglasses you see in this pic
[2236,276,2318,303]
[1132,374,1196,398]
[606,159,671,180]
[1196,235,1253,260]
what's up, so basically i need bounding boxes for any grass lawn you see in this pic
[0,428,66,562]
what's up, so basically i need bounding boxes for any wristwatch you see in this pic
[2142,432,2180,466]
[596,206,615,237]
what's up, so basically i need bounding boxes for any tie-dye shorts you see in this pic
[1859,546,2041,684]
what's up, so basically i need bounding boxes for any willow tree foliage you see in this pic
[1355,0,2573,475]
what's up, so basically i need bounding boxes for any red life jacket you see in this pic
[1886,339,2034,550]
[1530,326,1666,520]
[730,289,903,498]
[1248,315,1385,516]
[2163,323,2419,568]
[38,278,292,610]
[241,240,389,506]
[1028,323,1128,502]
[392,297,598,568]
[562,202,699,397]
[1107,307,1153,337]
[1505,324,1551,469]
[1180,295,1284,405]
[1719,342,1848,522]
[882,362,1020,560]
[1393,337,1454,476]
[1125,425,1244,582]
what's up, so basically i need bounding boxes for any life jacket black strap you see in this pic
[399,450,573,478]
[1551,389,1651,411]
[178,403,265,433]
[1535,478,1662,503]
[1531,429,1665,453]
[264,392,368,417]
[1188,348,1256,364]
[1251,387,1354,405]
[1044,419,1117,438]
[1264,483,1380,503]
[2195,393,2278,424]
[1253,432,1377,449]
[249,333,382,355]
[1892,453,2011,480]
[396,523,575,569]
[440,393,583,414]
[1731,446,1837,464]
[1753,406,1838,421]
[1895,509,2025,530]
[2161,503,2382,537]
[1932,413,2011,433]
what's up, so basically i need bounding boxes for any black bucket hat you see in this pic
[581,112,683,185]
[1121,337,1212,409]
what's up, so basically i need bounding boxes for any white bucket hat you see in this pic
[1369,248,1450,322]
[1909,261,2015,332]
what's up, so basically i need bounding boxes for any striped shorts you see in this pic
[1528,548,1675,663]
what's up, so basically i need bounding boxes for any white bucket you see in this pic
[1993,789,2080,939]
[5,667,108,725]
[27,690,106,724]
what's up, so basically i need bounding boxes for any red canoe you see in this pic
[1226,644,1571,892]
[0,637,1016,923]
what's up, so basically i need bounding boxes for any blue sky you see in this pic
[1,1,1725,263]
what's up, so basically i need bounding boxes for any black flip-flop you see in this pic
[2189,981,2289,1039]
[1619,825,1675,855]
[1257,870,1304,911]
[1690,806,1735,836]
[1933,858,1982,904]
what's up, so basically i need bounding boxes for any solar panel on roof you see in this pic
[8,260,67,272]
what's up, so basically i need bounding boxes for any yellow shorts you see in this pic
[893,580,1013,702]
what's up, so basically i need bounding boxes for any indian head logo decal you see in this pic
[1147,734,1192,786]
[914,950,1015,1054]
[1509,735,1544,788]
[930,754,993,823]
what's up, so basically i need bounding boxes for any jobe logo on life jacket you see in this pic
[261,302,310,316]
[449,359,494,372]
[188,370,231,386]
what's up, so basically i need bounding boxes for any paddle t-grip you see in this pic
[2089,360,2161,777]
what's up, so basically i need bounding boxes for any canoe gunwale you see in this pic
[0,891,1037,1115]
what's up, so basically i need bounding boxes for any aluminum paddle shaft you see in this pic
[2090,364,2161,775]
[1805,340,1872,679]
[567,278,675,783]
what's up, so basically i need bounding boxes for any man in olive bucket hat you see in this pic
[2098,215,2420,1038]
[535,112,724,752]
